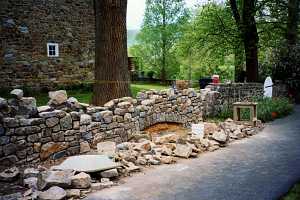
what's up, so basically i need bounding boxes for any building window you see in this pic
[47,43,59,57]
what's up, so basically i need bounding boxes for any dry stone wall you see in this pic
[0,88,221,168]
[208,83,288,105]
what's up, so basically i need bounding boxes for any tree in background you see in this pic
[229,0,259,82]
[93,0,131,105]
[176,3,239,82]
[130,0,189,82]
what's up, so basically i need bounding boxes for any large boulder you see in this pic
[48,90,68,106]
[37,169,74,190]
[174,144,192,158]
[71,172,91,189]
[38,186,67,200]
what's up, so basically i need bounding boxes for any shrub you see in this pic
[215,97,293,122]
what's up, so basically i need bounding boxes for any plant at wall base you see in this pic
[214,97,294,122]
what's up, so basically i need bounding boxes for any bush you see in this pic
[215,97,294,122]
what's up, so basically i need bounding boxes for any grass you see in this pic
[0,83,169,106]
[282,183,300,200]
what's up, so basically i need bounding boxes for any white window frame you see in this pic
[47,43,59,57]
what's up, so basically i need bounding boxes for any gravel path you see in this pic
[86,105,300,200]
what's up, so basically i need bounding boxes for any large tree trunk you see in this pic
[160,0,167,83]
[93,0,131,106]
[229,0,259,82]
[234,44,244,82]
[242,0,259,82]
[287,0,299,46]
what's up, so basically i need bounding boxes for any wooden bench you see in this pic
[233,102,258,126]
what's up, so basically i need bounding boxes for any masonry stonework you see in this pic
[0,0,95,90]
[0,88,221,168]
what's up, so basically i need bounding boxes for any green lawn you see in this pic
[1,83,169,106]
[282,183,300,200]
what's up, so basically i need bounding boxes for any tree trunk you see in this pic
[161,0,167,83]
[242,0,259,82]
[93,0,131,106]
[229,0,259,82]
[234,44,244,82]
[242,0,258,82]
[287,0,299,46]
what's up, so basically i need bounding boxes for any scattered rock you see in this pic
[174,144,192,158]
[211,129,228,143]
[80,141,91,154]
[161,156,176,164]
[23,177,38,189]
[66,189,81,198]
[133,140,152,152]
[0,166,20,182]
[48,90,68,105]
[161,145,173,156]
[91,181,114,190]
[100,168,119,178]
[204,122,219,135]
[71,172,91,189]
[23,168,39,178]
[37,169,74,190]
[97,141,116,157]
[38,186,66,200]
[10,89,23,99]
[154,133,179,144]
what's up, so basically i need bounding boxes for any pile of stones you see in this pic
[0,118,263,200]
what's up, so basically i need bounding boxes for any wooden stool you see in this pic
[233,102,258,126]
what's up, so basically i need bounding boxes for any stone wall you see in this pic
[0,88,221,168]
[0,0,95,90]
[208,83,288,105]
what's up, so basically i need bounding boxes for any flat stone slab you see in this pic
[54,155,121,173]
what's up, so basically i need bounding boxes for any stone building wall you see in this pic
[0,88,221,168]
[0,0,95,90]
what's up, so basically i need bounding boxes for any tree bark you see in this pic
[93,0,131,106]
[161,0,167,83]
[287,0,299,46]
[229,0,259,82]
[242,0,259,82]
[234,44,244,82]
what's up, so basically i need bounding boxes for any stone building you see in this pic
[0,0,95,91]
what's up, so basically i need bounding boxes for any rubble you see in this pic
[0,166,20,182]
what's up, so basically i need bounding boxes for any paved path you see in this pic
[86,106,300,200]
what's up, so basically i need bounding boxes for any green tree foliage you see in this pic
[176,2,238,81]
[129,0,189,81]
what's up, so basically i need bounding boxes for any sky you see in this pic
[127,0,201,30]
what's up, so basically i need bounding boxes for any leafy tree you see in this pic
[93,0,131,105]
[176,3,239,82]
[130,0,189,82]
[229,0,259,82]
